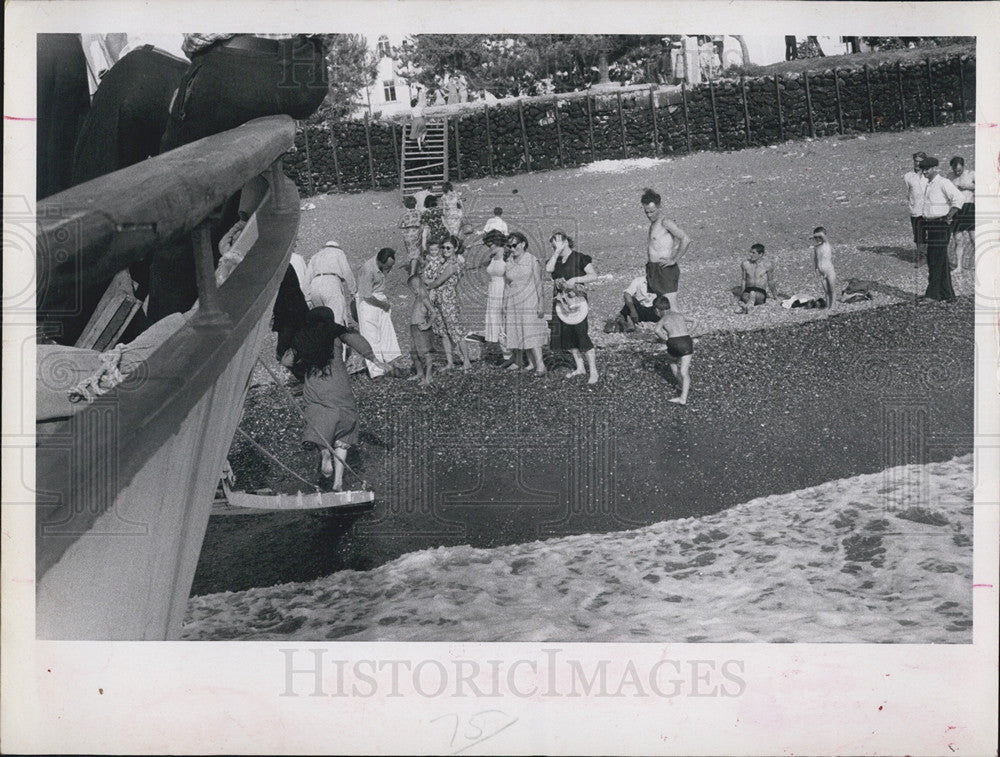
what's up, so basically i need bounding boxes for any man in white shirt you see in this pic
[904,151,928,261]
[917,157,964,303]
[617,275,659,331]
[480,207,509,237]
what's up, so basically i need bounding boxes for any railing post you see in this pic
[616,90,627,158]
[390,121,400,182]
[897,62,907,130]
[741,76,752,145]
[363,112,376,191]
[453,117,463,182]
[804,72,816,138]
[553,97,565,167]
[192,222,230,328]
[833,68,845,134]
[709,80,721,149]
[269,159,285,210]
[586,94,596,161]
[864,64,875,132]
[926,57,936,126]
[483,106,495,176]
[649,86,660,153]
[517,99,532,171]
[774,76,784,142]
[681,82,691,153]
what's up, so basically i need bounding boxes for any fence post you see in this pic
[553,96,565,167]
[517,99,532,171]
[484,106,495,176]
[926,57,936,126]
[301,122,316,196]
[709,80,721,149]
[616,91,628,158]
[649,86,660,153]
[864,64,875,132]
[328,116,343,192]
[453,117,463,182]
[681,82,691,153]
[804,72,816,138]
[897,62,907,130]
[957,56,967,122]
[586,94,596,161]
[774,76,784,142]
[833,68,845,134]
[741,76,752,145]
[363,112,376,191]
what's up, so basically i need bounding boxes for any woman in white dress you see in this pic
[948,156,975,273]
[481,230,511,361]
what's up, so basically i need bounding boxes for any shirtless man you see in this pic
[811,227,837,312]
[642,188,692,311]
[737,243,781,313]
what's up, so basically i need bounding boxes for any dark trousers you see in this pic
[48,47,189,345]
[923,217,955,301]
[148,37,328,324]
[37,34,90,201]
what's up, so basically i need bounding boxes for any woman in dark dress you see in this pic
[545,229,599,384]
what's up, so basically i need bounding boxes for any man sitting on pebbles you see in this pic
[736,243,782,314]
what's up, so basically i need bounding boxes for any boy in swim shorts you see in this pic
[737,243,780,313]
[653,295,694,405]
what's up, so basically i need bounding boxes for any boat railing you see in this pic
[35,115,300,582]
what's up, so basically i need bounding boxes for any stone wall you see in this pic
[285,54,975,196]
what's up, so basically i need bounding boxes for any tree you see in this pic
[316,34,378,120]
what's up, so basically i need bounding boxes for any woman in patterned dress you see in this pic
[420,194,447,254]
[423,235,472,371]
[502,231,548,376]
[440,181,464,236]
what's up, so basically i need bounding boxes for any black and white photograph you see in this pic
[4,1,998,754]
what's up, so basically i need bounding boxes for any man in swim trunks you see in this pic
[652,295,694,405]
[642,188,692,311]
[737,243,781,313]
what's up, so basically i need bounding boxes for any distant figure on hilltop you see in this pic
[641,188,692,312]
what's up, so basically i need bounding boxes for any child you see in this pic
[653,295,694,405]
[398,195,423,276]
[811,227,836,311]
[407,274,434,385]
[737,243,780,313]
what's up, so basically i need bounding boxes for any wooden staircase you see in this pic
[400,118,448,194]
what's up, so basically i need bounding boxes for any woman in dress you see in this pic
[440,181,464,237]
[480,229,512,362]
[281,307,386,490]
[423,235,473,371]
[420,194,447,254]
[545,229,598,384]
[502,231,548,376]
[948,155,975,273]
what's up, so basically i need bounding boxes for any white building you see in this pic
[356,33,416,119]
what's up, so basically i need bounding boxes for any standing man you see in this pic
[355,248,403,377]
[905,151,929,264]
[641,188,692,311]
[917,157,964,303]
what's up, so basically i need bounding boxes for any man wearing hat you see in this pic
[918,157,964,302]
[304,241,358,326]
[904,151,929,260]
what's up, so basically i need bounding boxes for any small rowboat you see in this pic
[212,482,374,516]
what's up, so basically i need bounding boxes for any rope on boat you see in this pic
[234,426,318,492]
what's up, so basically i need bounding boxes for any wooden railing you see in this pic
[35,116,299,580]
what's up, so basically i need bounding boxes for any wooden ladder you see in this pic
[400,118,448,194]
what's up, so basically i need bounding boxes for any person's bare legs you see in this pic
[530,346,546,375]
[585,348,598,384]
[440,335,455,371]
[665,291,679,311]
[507,348,522,370]
[669,355,692,405]
[332,443,348,490]
[567,348,586,378]
[456,337,472,370]
[824,272,837,311]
